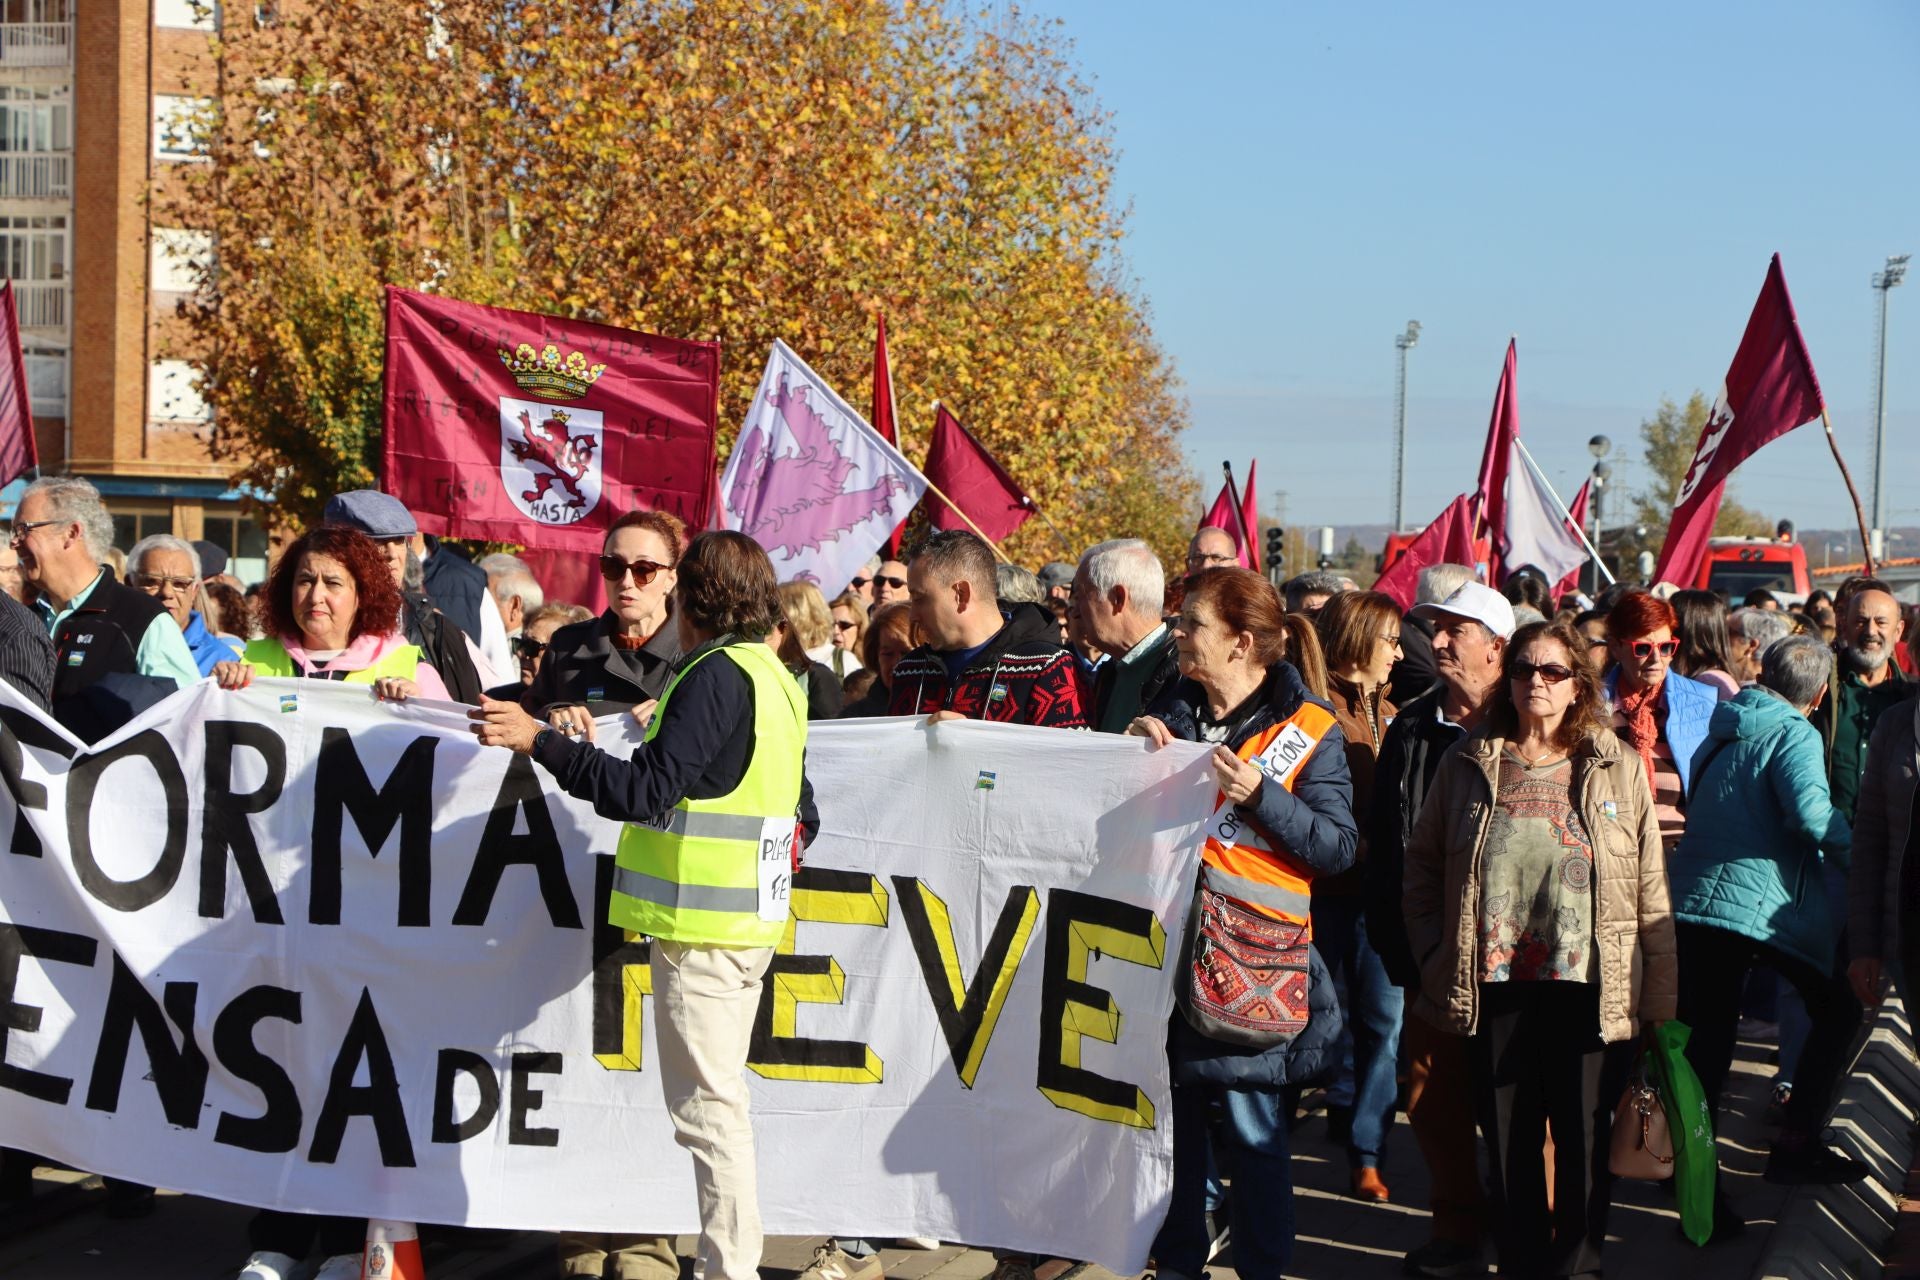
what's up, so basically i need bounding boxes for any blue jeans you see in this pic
[1154,1086,1294,1280]
[1312,896,1403,1169]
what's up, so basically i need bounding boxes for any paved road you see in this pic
[0,1038,1793,1280]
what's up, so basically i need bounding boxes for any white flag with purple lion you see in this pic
[720,341,928,595]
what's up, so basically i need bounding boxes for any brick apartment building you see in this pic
[4,0,269,580]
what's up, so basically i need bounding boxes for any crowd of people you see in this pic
[0,476,1913,1280]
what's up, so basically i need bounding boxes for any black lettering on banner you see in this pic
[452,753,581,929]
[893,877,1038,1088]
[0,705,70,857]
[432,1049,500,1143]
[1036,890,1167,1130]
[67,731,190,912]
[0,922,97,1103]
[507,1052,561,1147]
[747,867,888,1084]
[311,729,437,927]
[211,985,303,1153]
[200,721,288,923]
[308,988,416,1168]
[590,855,651,1071]
[84,952,209,1127]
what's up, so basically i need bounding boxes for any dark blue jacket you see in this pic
[421,541,490,647]
[1157,660,1357,1089]
[1605,667,1717,799]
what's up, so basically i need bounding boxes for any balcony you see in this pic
[0,151,66,198]
[0,22,69,69]
[11,280,62,329]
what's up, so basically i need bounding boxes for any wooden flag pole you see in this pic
[920,477,1013,563]
[1820,408,1878,577]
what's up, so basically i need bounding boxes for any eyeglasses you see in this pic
[1510,660,1575,685]
[1187,552,1236,568]
[512,635,548,658]
[1628,639,1680,661]
[1379,632,1402,648]
[132,573,197,593]
[832,619,859,633]
[9,519,58,542]
[873,575,908,591]
[599,555,669,584]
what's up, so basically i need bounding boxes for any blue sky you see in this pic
[1017,1,1919,542]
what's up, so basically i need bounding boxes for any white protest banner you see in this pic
[719,340,928,596]
[0,681,1214,1271]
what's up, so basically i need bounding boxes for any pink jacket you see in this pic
[279,631,451,700]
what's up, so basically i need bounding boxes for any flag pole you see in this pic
[1512,439,1616,586]
[1020,496,1077,558]
[920,477,1013,563]
[1220,461,1257,569]
[1819,409,1878,577]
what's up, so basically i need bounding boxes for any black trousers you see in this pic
[249,1210,365,1259]
[1470,982,1627,1280]
[1675,921,1860,1139]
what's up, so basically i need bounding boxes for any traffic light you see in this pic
[1265,526,1284,568]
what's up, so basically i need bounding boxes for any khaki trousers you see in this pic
[652,939,775,1280]
[557,1233,679,1280]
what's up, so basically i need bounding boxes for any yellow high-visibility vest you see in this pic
[242,637,422,684]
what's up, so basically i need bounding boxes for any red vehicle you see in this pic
[1692,537,1810,601]
[1378,531,1492,577]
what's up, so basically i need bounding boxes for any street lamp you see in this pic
[1391,320,1421,532]
[1870,253,1910,563]
[1586,434,1612,595]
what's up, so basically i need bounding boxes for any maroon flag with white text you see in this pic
[381,287,720,550]
[1652,256,1825,586]
[0,281,37,487]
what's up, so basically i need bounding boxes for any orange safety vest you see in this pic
[1199,702,1339,935]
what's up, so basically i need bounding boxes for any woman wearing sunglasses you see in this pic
[1404,620,1675,1280]
[1603,590,1719,855]
[521,510,686,741]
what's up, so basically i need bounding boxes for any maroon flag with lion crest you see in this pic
[381,287,720,552]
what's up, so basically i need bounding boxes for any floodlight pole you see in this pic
[1391,320,1420,532]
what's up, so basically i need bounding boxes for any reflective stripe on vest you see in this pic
[610,640,807,947]
[242,637,422,684]
[1200,701,1337,928]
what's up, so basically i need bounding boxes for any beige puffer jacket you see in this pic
[1402,725,1678,1043]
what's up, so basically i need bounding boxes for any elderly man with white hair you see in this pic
[129,533,241,675]
[1072,538,1178,732]
[1388,562,1477,705]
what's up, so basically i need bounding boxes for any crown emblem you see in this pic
[497,343,608,400]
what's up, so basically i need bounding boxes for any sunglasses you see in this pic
[513,635,548,658]
[832,619,859,633]
[132,572,197,593]
[1628,639,1680,661]
[599,555,669,584]
[1510,660,1575,685]
[849,576,872,589]
[873,575,908,591]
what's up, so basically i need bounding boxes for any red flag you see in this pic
[923,405,1033,543]
[0,282,37,486]
[381,287,720,550]
[1473,340,1519,581]
[1240,459,1262,573]
[1374,493,1479,609]
[1652,255,1825,586]
[1554,479,1593,599]
[1199,481,1254,568]
[872,314,905,558]
[520,546,607,615]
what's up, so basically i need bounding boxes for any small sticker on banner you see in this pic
[757,817,794,922]
[279,694,299,714]
[977,770,997,791]
[1601,800,1617,820]
[587,687,605,701]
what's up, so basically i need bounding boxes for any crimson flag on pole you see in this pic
[924,405,1032,543]
[1374,493,1478,610]
[1199,478,1254,569]
[1473,339,1519,582]
[1241,459,1262,573]
[381,287,720,550]
[0,281,37,487]
[873,315,905,558]
[1651,255,1825,586]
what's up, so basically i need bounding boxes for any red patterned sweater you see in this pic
[885,603,1088,729]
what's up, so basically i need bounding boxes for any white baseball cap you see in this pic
[1410,581,1516,639]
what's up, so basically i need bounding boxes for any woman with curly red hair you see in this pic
[211,525,448,701]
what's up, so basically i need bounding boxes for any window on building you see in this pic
[22,347,61,415]
[153,95,211,161]
[154,0,218,29]
[199,511,270,585]
[109,509,172,556]
[149,359,209,422]
[151,228,213,294]
[0,2,74,24]
[0,85,69,153]
[0,215,65,328]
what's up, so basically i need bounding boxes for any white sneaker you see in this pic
[236,1253,299,1280]
[311,1254,363,1280]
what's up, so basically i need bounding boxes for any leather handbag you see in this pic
[1176,866,1312,1048]
[1609,1058,1675,1180]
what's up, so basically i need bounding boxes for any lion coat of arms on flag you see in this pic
[496,343,606,526]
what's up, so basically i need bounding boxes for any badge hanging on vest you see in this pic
[758,817,795,922]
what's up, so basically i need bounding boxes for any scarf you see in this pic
[1614,678,1664,790]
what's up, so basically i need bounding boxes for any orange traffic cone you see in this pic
[361,1220,425,1280]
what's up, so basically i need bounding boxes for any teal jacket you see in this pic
[1669,686,1852,974]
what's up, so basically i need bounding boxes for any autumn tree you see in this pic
[161,0,1197,564]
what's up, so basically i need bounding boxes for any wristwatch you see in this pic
[532,727,555,756]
